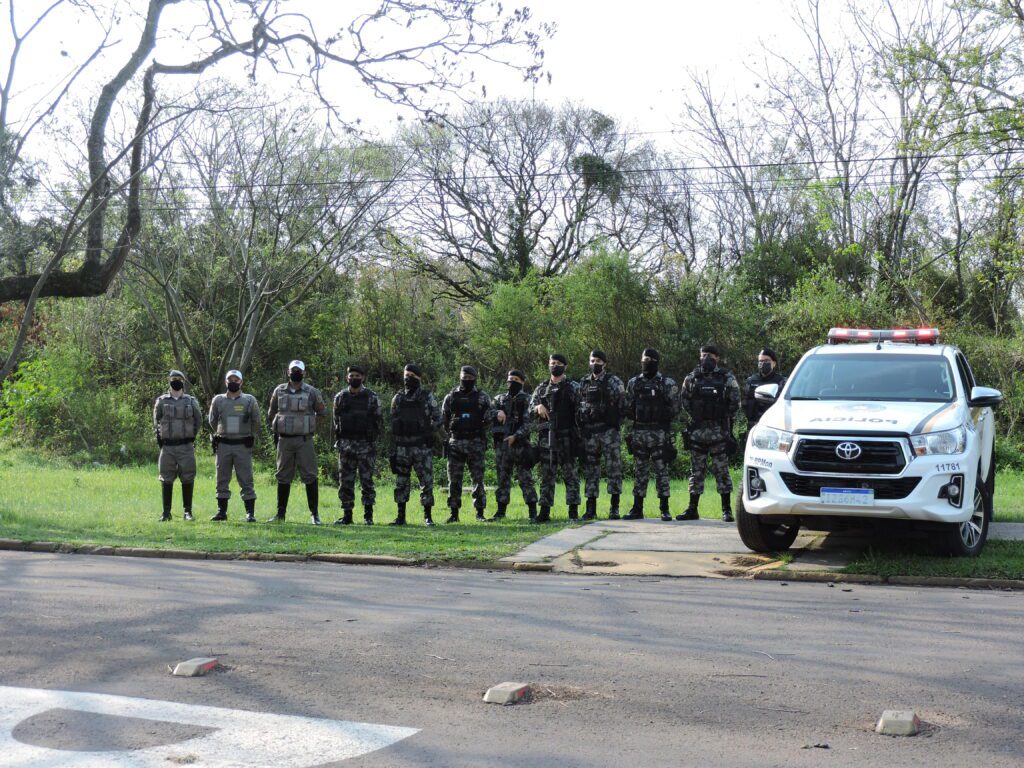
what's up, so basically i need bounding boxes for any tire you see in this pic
[735,494,800,553]
[935,471,990,557]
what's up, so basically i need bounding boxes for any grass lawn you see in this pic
[844,541,1024,580]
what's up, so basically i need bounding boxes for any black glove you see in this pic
[244,436,254,448]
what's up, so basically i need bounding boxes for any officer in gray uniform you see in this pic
[488,369,538,521]
[577,349,626,520]
[332,365,383,526]
[530,353,581,523]
[267,360,326,524]
[679,343,741,522]
[153,370,202,522]
[389,363,442,526]
[624,349,679,521]
[209,369,261,522]
[441,365,491,522]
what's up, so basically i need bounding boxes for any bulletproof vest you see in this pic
[392,392,429,439]
[274,385,315,436]
[491,392,527,437]
[160,396,196,440]
[215,395,254,437]
[546,382,575,433]
[691,371,729,423]
[336,390,373,438]
[579,377,608,425]
[449,389,484,438]
[634,377,669,425]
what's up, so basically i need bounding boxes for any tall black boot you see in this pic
[581,498,597,521]
[531,505,551,524]
[659,496,672,522]
[623,497,644,520]
[211,497,228,521]
[244,498,256,523]
[568,504,579,521]
[676,492,700,521]
[181,483,194,521]
[160,483,173,521]
[423,505,434,527]
[390,502,407,526]
[527,502,537,520]
[306,482,320,525]
[363,505,374,525]
[490,503,507,521]
[475,506,486,522]
[335,508,353,525]
[269,483,289,522]
[721,493,734,523]
[446,506,460,524]
[608,493,621,520]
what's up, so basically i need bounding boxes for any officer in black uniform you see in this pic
[332,365,383,525]
[389,364,442,526]
[742,347,786,433]
[489,369,538,520]
[441,366,491,522]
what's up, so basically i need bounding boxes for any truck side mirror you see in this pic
[754,383,780,403]
[968,386,1003,409]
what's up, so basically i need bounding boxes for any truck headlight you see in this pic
[911,426,966,456]
[750,425,794,453]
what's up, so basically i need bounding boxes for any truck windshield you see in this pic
[786,353,955,402]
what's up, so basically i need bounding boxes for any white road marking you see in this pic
[0,685,418,767]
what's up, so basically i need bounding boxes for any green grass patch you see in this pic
[844,540,1024,580]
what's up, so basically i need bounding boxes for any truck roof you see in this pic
[808,342,954,357]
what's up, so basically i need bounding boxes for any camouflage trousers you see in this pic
[581,427,623,498]
[447,438,487,511]
[537,432,580,507]
[337,438,376,510]
[630,428,671,499]
[689,423,733,495]
[494,439,537,506]
[158,442,196,484]
[392,443,434,507]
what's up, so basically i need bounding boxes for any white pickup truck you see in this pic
[737,328,1003,557]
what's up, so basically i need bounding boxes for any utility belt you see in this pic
[580,422,616,437]
[393,435,428,447]
[337,432,373,442]
[217,436,251,446]
[162,438,194,446]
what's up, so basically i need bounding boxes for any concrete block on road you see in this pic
[172,657,221,677]
[483,682,531,705]
[0,539,26,551]
[875,710,920,736]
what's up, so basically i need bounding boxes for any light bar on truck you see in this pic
[827,328,940,345]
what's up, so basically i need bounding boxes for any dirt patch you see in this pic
[529,684,607,703]
[729,555,775,568]
[580,560,620,568]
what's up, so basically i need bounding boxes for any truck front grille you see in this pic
[780,473,920,500]
[793,439,905,474]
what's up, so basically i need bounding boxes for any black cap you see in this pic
[641,348,660,361]
[550,353,568,365]
[404,363,423,377]
[347,364,365,375]
[460,365,478,378]
[590,349,607,362]
[759,348,778,362]
[507,369,526,381]
[701,343,721,356]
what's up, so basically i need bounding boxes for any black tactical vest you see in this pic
[691,371,729,423]
[579,377,612,428]
[336,390,373,439]
[392,392,429,440]
[449,389,484,438]
[634,377,669,425]
[545,382,575,433]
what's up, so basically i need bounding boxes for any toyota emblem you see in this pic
[835,442,862,460]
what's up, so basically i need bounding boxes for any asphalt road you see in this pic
[1,551,1022,767]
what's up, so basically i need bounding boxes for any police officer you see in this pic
[489,369,538,521]
[530,353,581,523]
[153,370,202,522]
[332,365,383,526]
[624,349,679,521]
[577,350,625,520]
[389,363,442,526]
[742,347,786,431]
[267,360,326,524]
[441,366,491,522]
[209,369,260,522]
[679,343,741,522]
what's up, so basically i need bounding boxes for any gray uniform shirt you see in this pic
[209,392,261,438]
[153,391,202,441]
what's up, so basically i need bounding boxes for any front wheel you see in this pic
[935,473,990,557]
[736,494,800,553]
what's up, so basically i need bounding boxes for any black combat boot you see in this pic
[334,508,353,525]
[306,482,320,525]
[527,502,537,520]
[160,483,173,522]
[676,492,700,521]
[211,497,228,521]
[244,498,256,523]
[182,483,194,521]
[608,494,620,520]
[659,496,672,522]
[489,503,507,521]
[531,505,551,524]
[721,493,734,523]
[389,503,407,526]
[269,483,289,522]
[423,505,434,527]
[568,504,579,521]
[581,498,597,521]
[623,497,644,520]
[446,507,460,524]
[475,506,486,522]
[363,506,374,525]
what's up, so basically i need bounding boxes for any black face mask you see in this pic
[169,380,184,391]
[404,376,420,391]
[759,361,774,377]
[641,361,658,376]
[348,377,363,389]
[227,382,241,393]
[289,371,304,383]
[507,381,523,396]
[701,357,716,373]
[549,365,566,378]
[590,363,604,375]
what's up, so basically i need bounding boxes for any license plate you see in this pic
[820,487,874,506]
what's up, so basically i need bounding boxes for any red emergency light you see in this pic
[827,328,940,345]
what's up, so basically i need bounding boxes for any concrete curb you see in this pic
[754,568,1024,590]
